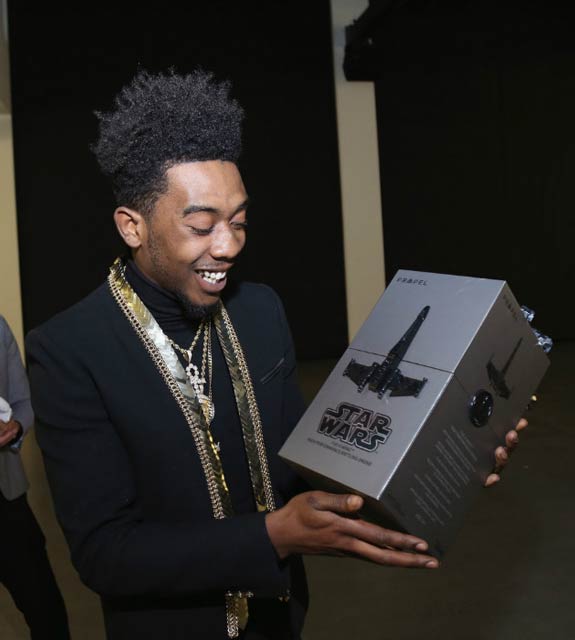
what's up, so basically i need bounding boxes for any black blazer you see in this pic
[26,280,308,640]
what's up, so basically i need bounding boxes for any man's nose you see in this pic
[210,224,244,261]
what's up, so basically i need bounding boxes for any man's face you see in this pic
[134,160,248,315]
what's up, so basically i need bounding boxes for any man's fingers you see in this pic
[489,421,524,482]
[306,491,432,552]
[488,444,510,484]
[270,491,437,562]
[307,492,432,552]
[307,491,363,514]
[346,538,439,569]
[494,446,508,469]
[0,430,17,447]
[0,420,18,439]
[484,473,500,487]
[502,418,525,455]
[343,516,430,553]
[505,430,519,451]
[487,431,519,486]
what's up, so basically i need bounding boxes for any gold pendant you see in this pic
[236,595,249,631]
[198,393,215,422]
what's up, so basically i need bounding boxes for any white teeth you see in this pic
[199,270,226,284]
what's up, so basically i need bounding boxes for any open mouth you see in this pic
[197,270,227,284]
[195,269,228,292]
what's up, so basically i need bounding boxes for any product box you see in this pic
[279,270,550,557]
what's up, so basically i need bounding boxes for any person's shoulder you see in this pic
[26,282,114,350]
[223,281,291,350]
[228,280,278,298]
[0,315,10,346]
[224,280,284,317]
[0,314,15,333]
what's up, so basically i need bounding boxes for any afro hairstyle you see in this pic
[92,68,244,216]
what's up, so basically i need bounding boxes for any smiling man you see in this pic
[25,70,520,640]
[120,160,249,317]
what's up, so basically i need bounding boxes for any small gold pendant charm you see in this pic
[198,393,215,422]
[236,595,249,631]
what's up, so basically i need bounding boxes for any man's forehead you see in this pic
[163,161,248,214]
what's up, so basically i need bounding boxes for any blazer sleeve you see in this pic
[268,288,310,497]
[1,316,34,438]
[26,325,289,601]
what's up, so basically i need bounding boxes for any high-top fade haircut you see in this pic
[92,69,244,216]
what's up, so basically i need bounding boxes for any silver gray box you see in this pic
[280,270,549,557]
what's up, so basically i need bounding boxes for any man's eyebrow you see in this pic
[233,197,250,213]
[181,204,219,217]
[181,197,250,217]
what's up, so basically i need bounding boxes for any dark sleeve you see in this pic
[268,289,310,497]
[26,326,288,600]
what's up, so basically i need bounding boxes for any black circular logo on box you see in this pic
[469,390,494,427]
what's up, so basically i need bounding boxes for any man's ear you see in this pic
[114,207,147,248]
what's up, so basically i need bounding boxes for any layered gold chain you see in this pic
[168,320,215,424]
[108,259,230,516]
[215,307,276,513]
[108,258,277,637]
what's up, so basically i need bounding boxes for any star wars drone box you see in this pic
[279,270,550,558]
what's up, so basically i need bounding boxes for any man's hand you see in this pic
[0,419,22,448]
[484,418,528,487]
[265,491,439,568]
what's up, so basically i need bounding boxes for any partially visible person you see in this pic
[0,314,70,639]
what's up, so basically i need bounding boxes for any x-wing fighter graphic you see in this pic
[486,337,522,399]
[343,306,430,399]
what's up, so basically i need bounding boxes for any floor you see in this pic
[1,343,573,639]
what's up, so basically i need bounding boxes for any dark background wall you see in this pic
[360,0,574,339]
[8,1,347,359]
[11,0,573,353]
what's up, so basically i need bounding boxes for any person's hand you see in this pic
[0,419,22,448]
[484,418,528,487]
[265,490,439,568]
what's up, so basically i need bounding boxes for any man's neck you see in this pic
[125,259,199,333]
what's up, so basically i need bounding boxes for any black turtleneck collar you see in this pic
[124,259,200,333]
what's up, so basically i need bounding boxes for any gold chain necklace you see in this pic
[167,321,215,424]
[107,258,280,638]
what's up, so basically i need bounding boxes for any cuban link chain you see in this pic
[107,258,277,638]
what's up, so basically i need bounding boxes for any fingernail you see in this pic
[415,542,428,552]
[425,560,439,568]
[347,495,362,509]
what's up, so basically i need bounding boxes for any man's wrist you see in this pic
[265,509,291,560]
